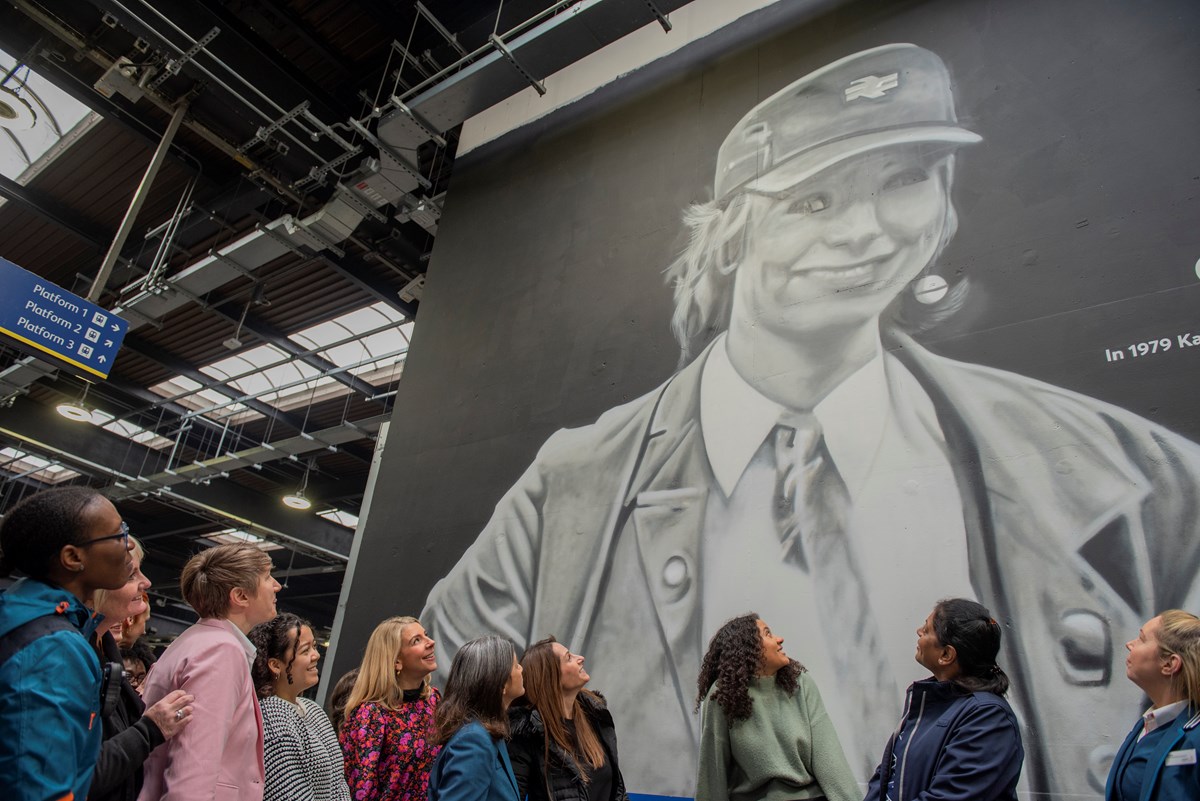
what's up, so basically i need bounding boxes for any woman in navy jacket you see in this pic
[430,635,525,801]
[866,598,1024,801]
[1106,610,1200,801]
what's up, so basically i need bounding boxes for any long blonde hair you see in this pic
[343,616,432,722]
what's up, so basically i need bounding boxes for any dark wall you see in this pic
[336,0,1200,797]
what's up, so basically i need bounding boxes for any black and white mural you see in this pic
[337,1,1200,798]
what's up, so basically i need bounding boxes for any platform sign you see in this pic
[0,257,128,379]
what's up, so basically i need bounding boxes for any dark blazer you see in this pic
[430,721,520,801]
[89,630,165,801]
[1106,708,1200,801]
[422,330,1200,796]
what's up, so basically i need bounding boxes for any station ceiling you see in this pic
[0,0,688,639]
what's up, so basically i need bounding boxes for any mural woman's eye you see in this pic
[883,168,929,192]
[785,194,829,215]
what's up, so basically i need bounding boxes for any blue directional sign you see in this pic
[0,257,129,379]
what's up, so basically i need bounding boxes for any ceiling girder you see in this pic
[0,395,360,558]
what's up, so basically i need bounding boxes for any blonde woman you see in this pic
[339,616,441,801]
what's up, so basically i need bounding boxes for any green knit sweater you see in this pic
[696,673,860,801]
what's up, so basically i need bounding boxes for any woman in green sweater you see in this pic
[695,613,859,801]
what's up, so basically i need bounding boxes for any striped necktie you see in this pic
[772,413,899,769]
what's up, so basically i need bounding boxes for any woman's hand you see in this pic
[143,689,195,739]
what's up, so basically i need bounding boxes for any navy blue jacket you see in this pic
[865,678,1024,801]
[0,577,104,801]
[1106,707,1200,801]
[430,721,520,801]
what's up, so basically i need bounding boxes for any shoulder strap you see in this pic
[0,613,77,669]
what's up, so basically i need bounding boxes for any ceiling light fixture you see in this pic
[56,383,94,423]
[0,85,38,131]
[282,460,313,510]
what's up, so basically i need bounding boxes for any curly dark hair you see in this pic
[248,613,310,699]
[695,612,804,722]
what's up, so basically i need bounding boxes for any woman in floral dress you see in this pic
[339,616,441,801]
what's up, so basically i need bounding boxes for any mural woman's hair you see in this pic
[694,612,803,722]
[665,149,967,365]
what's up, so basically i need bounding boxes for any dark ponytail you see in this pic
[932,598,1010,696]
[248,613,309,699]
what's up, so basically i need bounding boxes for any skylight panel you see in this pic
[0,446,81,484]
[147,375,263,425]
[318,509,360,529]
[1,49,95,183]
[202,528,283,551]
[91,409,174,450]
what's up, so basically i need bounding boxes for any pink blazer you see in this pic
[137,618,265,801]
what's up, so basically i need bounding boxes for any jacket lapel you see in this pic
[620,348,711,731]
[497,738,519,797]
[1138,720,1189,801]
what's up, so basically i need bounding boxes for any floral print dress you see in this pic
[339,688,441,801]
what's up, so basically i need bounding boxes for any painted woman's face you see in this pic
[731,147,953,339]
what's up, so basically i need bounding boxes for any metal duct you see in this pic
[364,0,692,210]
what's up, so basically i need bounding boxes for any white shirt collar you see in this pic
[1142,699,1190,737]
[699,332,890,498]
[223,618,258,665]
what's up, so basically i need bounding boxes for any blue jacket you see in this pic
[865,678,1024,801]
[1106,707,1200,801]
[0,577,104,801]
[430,721,520,801]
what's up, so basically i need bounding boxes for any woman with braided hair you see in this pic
[694,613,858,801]
[866,598,1024,801]
[249,612,350,801]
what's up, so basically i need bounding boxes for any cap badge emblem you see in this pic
[844,72,899,102]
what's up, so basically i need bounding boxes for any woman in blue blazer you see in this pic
[431,635,525,801]
[1106,610,1200,801]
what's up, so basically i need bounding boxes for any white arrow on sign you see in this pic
[110,323,119,332]
[104,339,113,347]
[98,355,107,363]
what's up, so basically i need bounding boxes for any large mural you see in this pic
[338,1,1200,798]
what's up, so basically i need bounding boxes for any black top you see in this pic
[564,719,613,801]
[402,687,423,703]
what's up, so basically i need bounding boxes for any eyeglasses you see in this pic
[79,521,130,549]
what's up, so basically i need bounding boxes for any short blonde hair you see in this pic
[343,616,430,721]
[180,543,272,619]
[1158,609,1200,707]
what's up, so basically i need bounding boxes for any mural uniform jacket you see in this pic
[421,329,1200,797]
[1106,707,1200,801]
[507,691,630,801]
[88,629,165,801]
[864,678,1023,801]
[0,577,104,801]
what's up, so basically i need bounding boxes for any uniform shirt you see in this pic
[699,333,974,772]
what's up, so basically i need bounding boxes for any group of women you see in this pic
[2,485,1197,801]
[250,598,1198,801]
